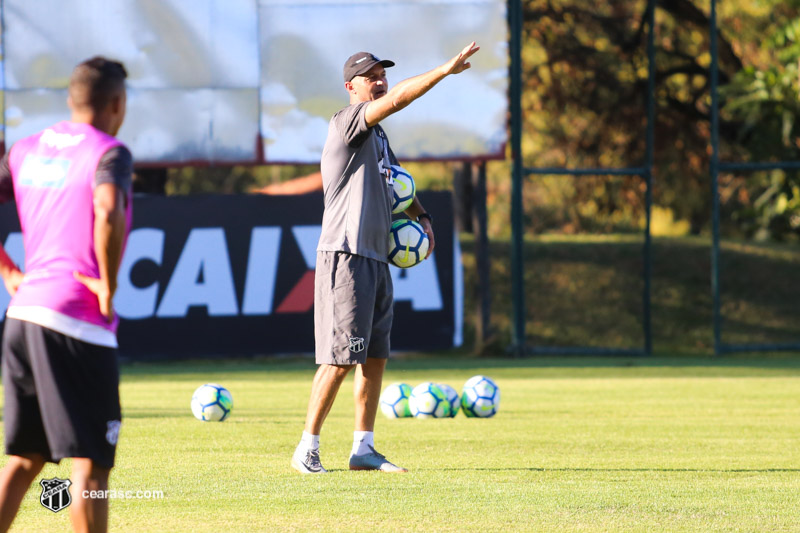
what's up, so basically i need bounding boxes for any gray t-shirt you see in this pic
[317,102,396,262]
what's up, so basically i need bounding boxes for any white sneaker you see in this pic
[291,448,328,474]
[349,446,407,472]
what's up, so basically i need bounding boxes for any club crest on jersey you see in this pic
[349,336,365,353]
[40,477,72,513]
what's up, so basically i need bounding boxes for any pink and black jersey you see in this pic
[0,121,132,347]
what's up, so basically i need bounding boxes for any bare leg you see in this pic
[353,358,387,432]
[304,364,355,435]
[348,358,406,472]
[0,454,46,533]
[69,458,110,533]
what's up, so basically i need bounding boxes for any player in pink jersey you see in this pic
[0,57,131,533]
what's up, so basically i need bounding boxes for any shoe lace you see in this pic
[306,449,323,469]
[367,445,386,460]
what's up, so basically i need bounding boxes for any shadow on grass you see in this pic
[433,467,800,473]
[462,236,800,356]
[119,354,800,379]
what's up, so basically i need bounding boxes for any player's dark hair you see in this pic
[68,56,128,112]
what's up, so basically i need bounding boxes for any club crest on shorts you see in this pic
[106,420,121,445]
[349,336,365,353]
[40,477,72,513]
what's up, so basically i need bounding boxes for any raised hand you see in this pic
[444,42,481,76]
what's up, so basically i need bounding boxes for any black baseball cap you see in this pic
[343,52,395,82]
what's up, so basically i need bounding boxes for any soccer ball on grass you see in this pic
[461,375,500,418]
[191,383,233,422]
[437,383,460,417]
[409,382,450,418]
[379,382,413,418]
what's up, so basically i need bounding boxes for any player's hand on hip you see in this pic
[73,271,115,323]
[3,269,24,297]
[444,42,480,76]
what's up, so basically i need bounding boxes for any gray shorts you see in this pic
[314,251,393,365]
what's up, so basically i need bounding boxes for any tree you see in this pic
[718,1,800,240]
[516,0,798,237]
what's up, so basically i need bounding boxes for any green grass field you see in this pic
[4,355,799,532]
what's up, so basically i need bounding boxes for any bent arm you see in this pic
[92,183,126,302]
[364,42,480,127]
[0,152,23,295]
[404,197,435,259]
[0,246,23,297]
[74,183,127,321]
[73,145,133,320]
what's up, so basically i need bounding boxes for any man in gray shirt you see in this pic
[292,42,480,474]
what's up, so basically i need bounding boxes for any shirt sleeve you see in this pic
[94,145,133,205]
[0,152,13,204]
[333,102,372,148]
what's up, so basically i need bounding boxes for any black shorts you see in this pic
[2,318,121,469]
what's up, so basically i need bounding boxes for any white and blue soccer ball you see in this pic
[390,165,416,214]
[437,383,460,418]
[409,382,450,418]
[388,219,429,268]
[461,375,500,418]
[380,382,413,418]
[191,383,233,422]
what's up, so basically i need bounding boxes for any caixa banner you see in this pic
[0,192,463,358]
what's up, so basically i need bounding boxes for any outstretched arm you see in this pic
[364,42,480,128]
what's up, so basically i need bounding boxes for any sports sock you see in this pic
[351,431,374,456]
[298,431,320,453]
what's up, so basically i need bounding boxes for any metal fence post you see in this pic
[508,0,526,357]
[709,0,722,355]
[643,0,656,355]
